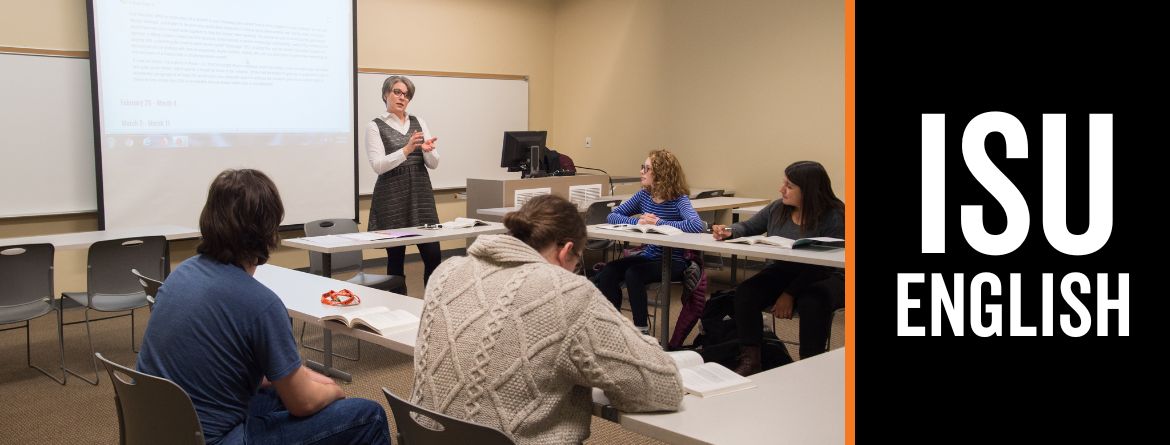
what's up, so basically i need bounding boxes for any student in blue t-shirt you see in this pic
[137,169,389,445]
[594,149,706,334]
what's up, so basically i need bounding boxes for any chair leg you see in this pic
[25,317,66,385]
[62,308,101,385]
[131,308,138,353]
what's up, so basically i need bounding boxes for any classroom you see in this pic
[0,1,845,443]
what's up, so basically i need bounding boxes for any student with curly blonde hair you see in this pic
[594,149,706,334]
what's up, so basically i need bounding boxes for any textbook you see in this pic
[437,217,489,229]
[595,223,684,236]
[668,350,756,397]
[320,307,419,336]
[723,235,844,249]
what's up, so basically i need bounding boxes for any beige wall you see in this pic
[0,0,557,291]
[551,0,844,203]
[2,0,844,291]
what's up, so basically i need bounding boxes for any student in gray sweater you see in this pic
[412,195,684,445]
[712,160,845,375]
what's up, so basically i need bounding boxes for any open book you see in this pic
[668,350,756,397]
[595,223,684,236]
[320,306,419,336]
[724,235,844,249]
[438,217,489,229]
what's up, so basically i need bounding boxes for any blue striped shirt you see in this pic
[606,189,705,262]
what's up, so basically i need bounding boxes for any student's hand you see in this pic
[306,367,340,387]
[771,292,795,319]
[711,225,732,240]
[638,213,659,225]
[421,137,438,152]
[403,131,424,155]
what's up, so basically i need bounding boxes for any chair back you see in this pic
[130,269,164,305]
[583,199,622,225]
[693,189,725,199]
[0,243,54,307]
[305,219,363,275]
[96,353,205,445]
[382,388,515,445]
[87,237,167,299]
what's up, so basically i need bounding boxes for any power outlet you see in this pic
[584,136,592,148]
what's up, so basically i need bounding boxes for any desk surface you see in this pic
[731,204,768,217]
[0,225,200,250]
[282,223,507,254]
[253,264,422,356]
[617,348,844,445]
[479,196,771,218]
[586,226,844,268]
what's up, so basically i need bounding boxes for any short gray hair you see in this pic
[381,76,415,103]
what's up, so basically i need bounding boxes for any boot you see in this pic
[733,345,762,377]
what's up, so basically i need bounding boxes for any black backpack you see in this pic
[690,289,792,370]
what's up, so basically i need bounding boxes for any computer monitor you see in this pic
[500,130,548,176]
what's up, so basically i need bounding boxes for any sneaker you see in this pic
[636,326,651,336]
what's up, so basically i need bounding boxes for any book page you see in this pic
[648,225,683,236]
[678,363,755,397]
[296,234,351,248]
[441,217,487,229]
[667,350,705,369]
[356,308,419,335]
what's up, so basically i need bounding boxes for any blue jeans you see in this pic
[595,255,686,327]
[217,388,389,445]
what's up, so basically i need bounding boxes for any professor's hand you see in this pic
[421,137,438,152]
[403,131,424,155]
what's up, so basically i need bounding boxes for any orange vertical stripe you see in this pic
[844,0,856,444]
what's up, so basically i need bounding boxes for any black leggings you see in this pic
[595,255,686,327]
[734,262,844,359]
[385,242,441,286]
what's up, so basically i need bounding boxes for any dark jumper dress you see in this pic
[368,115,439,230]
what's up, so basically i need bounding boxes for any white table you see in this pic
[478,196,771,219]
[279,223,505,380]
[253,265,423,379]
[729,203,769,283]
[586,226,844,344]
[0,225,200,250]
[282,223,507,276]
[601,348,845,445]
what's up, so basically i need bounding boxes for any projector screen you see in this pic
[88,0,356,229]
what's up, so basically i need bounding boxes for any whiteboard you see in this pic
[357,72,529,192]
[0,53,97,218]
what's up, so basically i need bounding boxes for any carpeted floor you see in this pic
[0,257,842,444]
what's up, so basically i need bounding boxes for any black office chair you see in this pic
[693,189,728,269]
[582,199,623,266]
[0,243,66,384]
[382,388,515,445]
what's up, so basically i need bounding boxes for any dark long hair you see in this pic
[776,161,843,235]
[197,169,285,267]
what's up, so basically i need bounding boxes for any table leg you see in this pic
[730,213,740,284]
[306,328,352,382]
[657,247,672,346]
[306,253,352,382]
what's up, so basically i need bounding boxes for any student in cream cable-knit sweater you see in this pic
[412,195,684,444]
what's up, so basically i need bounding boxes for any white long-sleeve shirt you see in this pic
[365,112,440,175]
